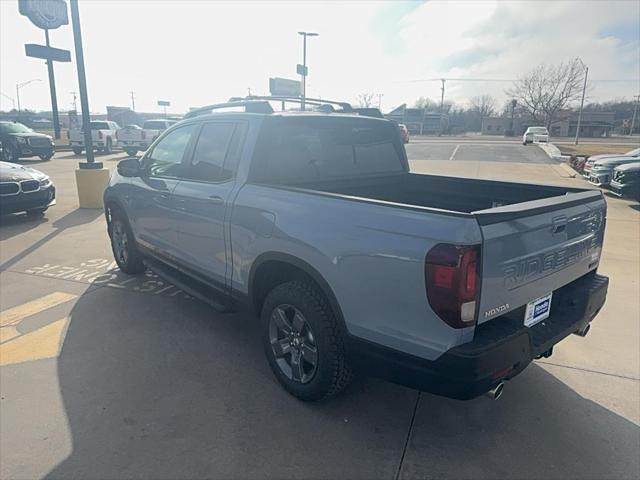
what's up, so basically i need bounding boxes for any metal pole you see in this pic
[45,29,61,140]
[439,79,445,136]
[301,34,307,111]
[629,95,639,136]
[574,66,588,145]
[16,84,21,112]
[130,91,136,112]
[70,0,98,167]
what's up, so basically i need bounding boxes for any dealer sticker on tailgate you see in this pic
[524,293,553,327]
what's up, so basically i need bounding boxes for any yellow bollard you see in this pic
[75,167,110,209]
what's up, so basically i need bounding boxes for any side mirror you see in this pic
[117,157,141,177]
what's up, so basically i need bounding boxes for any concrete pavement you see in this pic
[0,149,638,479]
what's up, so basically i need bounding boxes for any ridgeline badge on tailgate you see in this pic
[503,235,601,288]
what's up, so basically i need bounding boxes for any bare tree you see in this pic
[506,59,587,128]
[356,92,376,108]
[469,95,497,124]
[414,96,438,111]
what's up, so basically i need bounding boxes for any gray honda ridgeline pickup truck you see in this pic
[104,101,608,402]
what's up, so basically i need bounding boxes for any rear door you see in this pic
[474,191,606,324]
[172,121,246,288]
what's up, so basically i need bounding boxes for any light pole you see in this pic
[298,31,318,111]
[574,58,588,145]
[16,79,41,113]
[630,94,640,136]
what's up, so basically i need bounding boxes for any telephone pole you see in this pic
[439,78,446,136]
[129,91,136,112]
[70,91,77,111]
[630,94,640,136]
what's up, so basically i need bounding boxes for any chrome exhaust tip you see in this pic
[574,324,591,337]
[484,382,504,400]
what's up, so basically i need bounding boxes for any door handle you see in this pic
[208,195,224,205]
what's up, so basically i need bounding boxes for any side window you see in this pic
[185,122,236,182]
[142,124,197,178]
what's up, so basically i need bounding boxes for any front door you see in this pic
[172,121,245,289]
[128,123,198,259]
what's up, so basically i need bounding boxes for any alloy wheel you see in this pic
[269,304,318,384]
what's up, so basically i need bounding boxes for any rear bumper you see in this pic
[348,272,608,400]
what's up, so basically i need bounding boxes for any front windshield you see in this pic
[0,122,33,134]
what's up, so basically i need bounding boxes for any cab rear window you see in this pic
[251,117,405,183]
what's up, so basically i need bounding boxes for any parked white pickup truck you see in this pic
[69,121,120,154]
[117,119,177,156]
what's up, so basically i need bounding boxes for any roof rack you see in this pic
[184,95,356,119]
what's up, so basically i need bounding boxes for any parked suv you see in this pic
[0,121,54,162]
[104,99,608,402]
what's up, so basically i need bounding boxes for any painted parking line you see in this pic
[449,144,460,161]
[0,291,77,366]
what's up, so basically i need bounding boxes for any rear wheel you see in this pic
[261,280,352,401]
[109,208,145,274]
[125,148,138,156]
[72,147,83,155]
[38,153,53,161]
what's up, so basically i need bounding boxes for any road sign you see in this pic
[19,0,68,30]
[296,64,308,76]
[157,100,170,107]
[25,43,71,62]
[269,78,301,97]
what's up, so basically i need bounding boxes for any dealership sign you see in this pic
[269,78,301,97]
[19,0,68,30]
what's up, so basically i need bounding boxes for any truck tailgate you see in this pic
[473,190,606,324]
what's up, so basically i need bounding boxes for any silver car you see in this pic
[589,156,640,186]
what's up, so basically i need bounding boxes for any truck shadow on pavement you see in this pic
[46,285,640,480]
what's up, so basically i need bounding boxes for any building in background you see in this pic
[385,104,448,135]
[482,111,615,137]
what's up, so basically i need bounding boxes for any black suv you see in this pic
[0,121,54,162]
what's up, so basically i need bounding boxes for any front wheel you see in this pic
[39,153,53,161]
[4,145,19,162]
[125,148,138,156]
[262,280,352,401]
[109,209,145,274]
[72,147,83,155]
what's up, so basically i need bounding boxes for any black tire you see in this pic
[261,280,352,401]
[104,138,113,154]
[125,148,138,157]
[72,147,83,155]
[38,154,53,161]
[109,208,145,274]
[4,145,19,162]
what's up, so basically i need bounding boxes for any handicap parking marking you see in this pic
[24,258,191,300]
[0,292,77,367]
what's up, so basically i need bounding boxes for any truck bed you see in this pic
[288,172,587,214]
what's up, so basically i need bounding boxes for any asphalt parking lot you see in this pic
[1,145,639,479]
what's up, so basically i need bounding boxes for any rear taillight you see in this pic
[425,243,481,329]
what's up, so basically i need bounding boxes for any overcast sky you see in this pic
[1,0,638,114]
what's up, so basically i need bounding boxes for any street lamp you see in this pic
[16,79,41,112]
[298,31,318,111]
[574,58,589,145]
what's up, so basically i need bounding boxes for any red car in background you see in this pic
[398,123,409,143]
